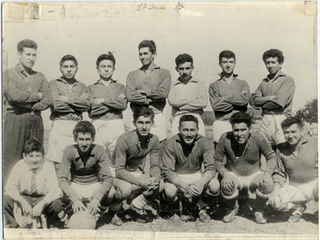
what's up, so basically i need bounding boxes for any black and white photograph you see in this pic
[2,1,318,239]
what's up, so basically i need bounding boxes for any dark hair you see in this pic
[175,53,193,66]
[229,112,252,128]
[17,39,37,53]
[60,55,78,67]
[262,49,284,64]
[138,40,156,54]
[133,107,154,122]
[281,116,303,130]
[179,114,199,129]
[73,121,96,141]
[23,138,44,155]
[219,50,236,63]
[96,52,116,68]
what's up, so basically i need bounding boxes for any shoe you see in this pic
[223,204,239,223]
[254,211,267,224]
[199,209,211,223]
[110,215,123,226]
[288,211,303,223]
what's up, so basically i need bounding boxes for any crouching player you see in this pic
[268,117,318,223]
[162,115,219,223]
[4,139,63,228]
[215,112,277,224]
[57,121,114,227]
[109,107,163,224]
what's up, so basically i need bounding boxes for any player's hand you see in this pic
[192,180,205,195]
[139,178,150,190]
[267,185,282,210]
[32,201,45,217]
[148,177,159,190]
[260,171,273,194]
[59,95,69,102]
[20,199,32,215]
[38,92,43,100]
[94,98,104,105]
[87,198,100,215]
[72,200,86,213]
[137,90,147,95]
[117,94,126,99]
[185,184,199,197]
[221,172,235,193]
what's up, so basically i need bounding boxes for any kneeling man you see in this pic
[162,114,219,223]
[215,112,277,224]
[268,117,318,223]
[57,121,114,225]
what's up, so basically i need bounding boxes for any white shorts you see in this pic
[259,114,286,146]
[178,171,202,184]
[46,120,78,163]
[228,170,264,190]
[213,120,232,143]
[70,182,102,202]
[170,113,205,137]
[92,119,125,152]
[285,180,318,202]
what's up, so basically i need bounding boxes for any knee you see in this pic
[114,180,132,200]
[221,187,239,200]
[164,182,178,201]
[207,178,220,195]
[50,199,64,213]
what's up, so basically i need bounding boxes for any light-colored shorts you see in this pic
[259,114,286,146]
[285,180,318,202]
[213,120,232,143]
[227,170,264,190]
[92,119,125,152]
[178,171,202,184]
[46,120,78,163]
[170,113,205,137]
[70,182,102,202]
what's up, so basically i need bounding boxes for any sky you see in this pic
[2,1,317,129]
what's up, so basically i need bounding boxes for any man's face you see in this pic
[24,151,44,171]
[264,57,282,75]
[283,124,303,146]
[176,62,194,81]
[134,115,153,137]
[97,59,115,80]
[232,122,251,144]
[76,132,94,154]
[18,48,37,69]
[179,121,198,146]
[139,47,155,66]
[60,60,78,80]
[219,57,235,75]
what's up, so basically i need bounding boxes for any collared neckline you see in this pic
[24,158,45,175]
[74,144,95,160]
[264,70,286,82]
[218,73,239,81]
[15,63,36,75]
[283,135,308,152]
[176,133,201,144]
[139,64,160,71]
[57,77,79,85]
[95,78,117,85]
[173,77,198,85]
[132,129,153,150]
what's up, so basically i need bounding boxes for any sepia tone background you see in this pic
[2,1,318,239]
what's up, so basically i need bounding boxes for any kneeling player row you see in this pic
[4,107,318,229]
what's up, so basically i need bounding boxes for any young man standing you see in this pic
[209,50,250,145]
[57,121,114,225]
[3,39,51,183]
[4,139,63,228]
[162,115,218,223]
[168,54,207,137]
[250,49,295,149]
[268,117,318,223]
[215,112,277,224]
[126,40,171,142]
[88,52,127,159]
[110,107,163,223]
[47,55,91,164]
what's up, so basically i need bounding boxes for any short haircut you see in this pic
[262,49,284,64]
[138,40,156,54]
[17,39,38,53]
[175,53,193,66]
[281,116,303,130]
[219,50,236,62]
[179,114,199,129]
[23,138,44,155]
[60,55,78,67]
[73,121,96,140]
[96,52,116,68]
[133,107,154,122]
[229,112,252,128]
